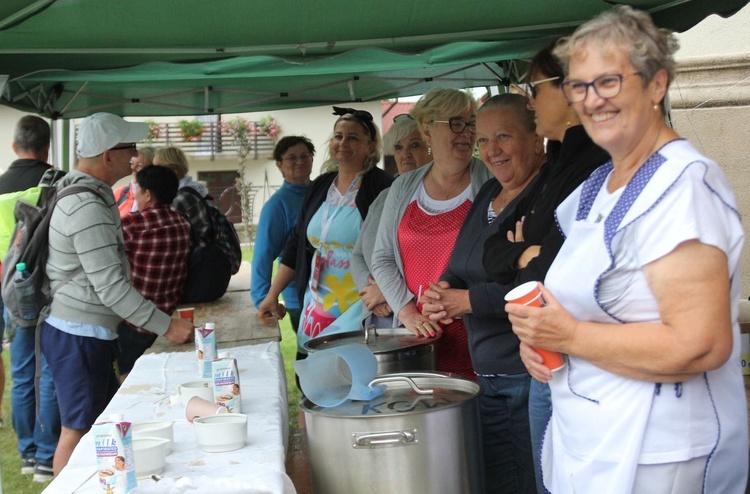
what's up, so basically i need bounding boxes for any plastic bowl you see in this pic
[133,437,170,477]
[132,421,174,453]
[193,413,248,453]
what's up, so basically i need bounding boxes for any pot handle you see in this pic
[368,376,434,395]
[364,325,378,344]
[352,429,418,449]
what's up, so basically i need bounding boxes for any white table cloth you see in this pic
[44,342,295,493]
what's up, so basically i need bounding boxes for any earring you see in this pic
[653,104,659,111]
[427,146,432,155]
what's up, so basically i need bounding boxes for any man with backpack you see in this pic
[39,113,193,475]
[0,115,62,482]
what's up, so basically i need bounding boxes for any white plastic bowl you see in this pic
[133,437,170,477]
[132,421,174,453]
[193,413,248,453]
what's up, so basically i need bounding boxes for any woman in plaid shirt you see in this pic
[116,165,191,379]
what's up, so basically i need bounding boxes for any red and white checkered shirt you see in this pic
[122,204,191,332]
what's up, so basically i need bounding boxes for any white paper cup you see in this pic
[179,380,213,405]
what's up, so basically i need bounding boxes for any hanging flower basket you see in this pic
[178,119,205,142]
[257,116,281,139]
[144,119,163,143]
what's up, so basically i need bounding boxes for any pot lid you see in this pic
[304,328,440,354]
[299,373,481,417]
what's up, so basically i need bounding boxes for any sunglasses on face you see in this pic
[527,76,561,99]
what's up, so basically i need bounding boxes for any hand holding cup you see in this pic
[505,282,565,372]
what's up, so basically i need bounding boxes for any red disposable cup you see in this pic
[504,282,543,306]
[505,282,565,372]
[533,348,565,372]
[177,308,195,325]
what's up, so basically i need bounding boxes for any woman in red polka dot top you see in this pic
[370,87,491,380]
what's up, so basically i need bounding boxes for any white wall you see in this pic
[673,3,750,59]
[669,3,750,295]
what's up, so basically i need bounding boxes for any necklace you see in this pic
[491,187,522,214]
[427,169,469,200]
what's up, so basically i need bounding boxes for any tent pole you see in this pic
[50,118,70,171]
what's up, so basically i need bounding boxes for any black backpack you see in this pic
[179,188,242,303]
[2,172,96,329]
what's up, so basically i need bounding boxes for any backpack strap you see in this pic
[179,186,216,239]
[34,183,101,424]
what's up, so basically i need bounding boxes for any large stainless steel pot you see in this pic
[300,373,484,494]
[304,327,439,375]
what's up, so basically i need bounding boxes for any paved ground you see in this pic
[227,261,251,294]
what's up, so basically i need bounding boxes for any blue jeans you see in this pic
[477,373,534,494]
[529,379,552,494]
[9,322,61,464]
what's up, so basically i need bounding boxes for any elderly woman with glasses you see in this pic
[351,114,431,326]
[505,7,747,493]
[370,87,491,380]
[114,146,155,218]
[258,108,393,354]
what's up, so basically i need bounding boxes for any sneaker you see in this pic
[21,457,35,475]
[33,463,54,483]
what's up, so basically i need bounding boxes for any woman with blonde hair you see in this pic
[371,87,490,380]
[507,6,747,492]
[351,113,431,325]
[258,107,392,353]
[154,146,228,302]
[153,146,211,244]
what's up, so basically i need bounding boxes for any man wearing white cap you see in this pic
[39,112,194,475]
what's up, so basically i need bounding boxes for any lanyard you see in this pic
[319,173,361,245]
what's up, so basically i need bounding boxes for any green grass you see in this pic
[0,245,300,491]
[1,350,45,493]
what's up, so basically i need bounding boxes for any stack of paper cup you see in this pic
[504,281,565,372]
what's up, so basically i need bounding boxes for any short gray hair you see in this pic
[554,5,679,87]
[137,145,156,164]
[383,116,421,155]
[478,94,535,133]
[14,115,50,154]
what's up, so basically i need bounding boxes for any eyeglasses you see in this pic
[109,143,137,152]
[282,153,312,164]
[393,113,414,123]
[561,72,643,103]
[527,76,560,99]
[433,117,476,135]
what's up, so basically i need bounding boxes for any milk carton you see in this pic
[196,323,217,378]
[93,414,137,493]
[212,353,242,413]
